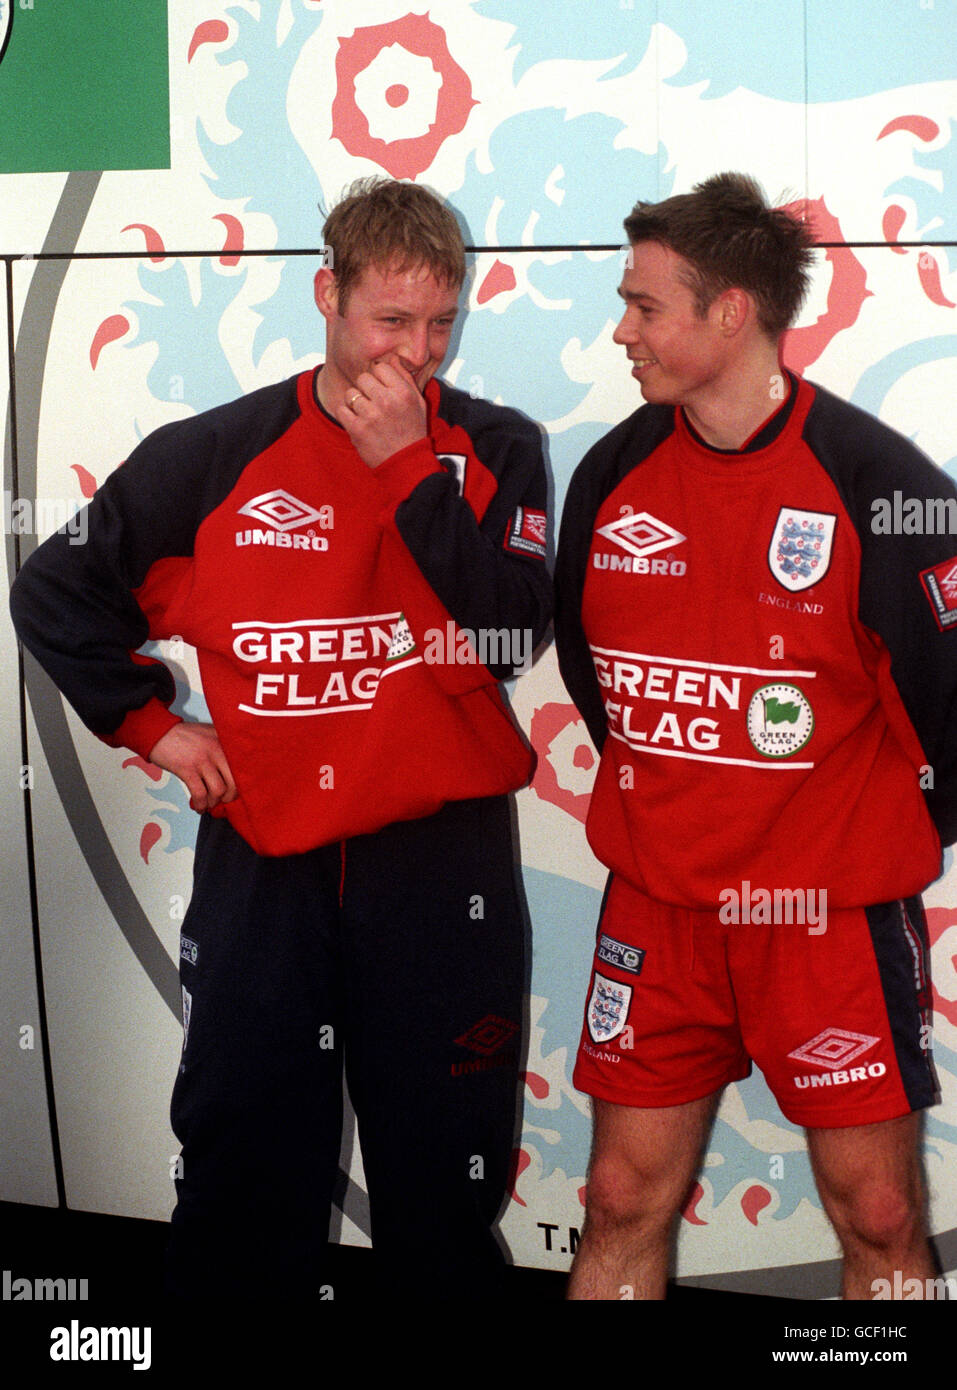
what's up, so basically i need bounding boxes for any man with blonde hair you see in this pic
[12,178,550,1297]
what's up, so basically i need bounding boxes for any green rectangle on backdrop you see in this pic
[0,0,169,173]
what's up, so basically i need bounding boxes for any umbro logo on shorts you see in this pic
[787,1027,879,1070]
[788,1027,885,1089]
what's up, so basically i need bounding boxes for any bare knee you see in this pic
[579,1094,718,1245]
[584,1148,689,1236]
[820,1176,924,1253]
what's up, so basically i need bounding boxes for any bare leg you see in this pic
[807,1113,935,1300]
[567,1091,720,1300]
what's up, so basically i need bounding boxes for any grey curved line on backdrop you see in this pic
[7,176,952,1294]
[9,171,180,1015]
[6,170,370,1240]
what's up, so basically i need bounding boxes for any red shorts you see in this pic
[573,876,939,1127]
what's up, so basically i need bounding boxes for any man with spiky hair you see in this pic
[11,178,550,1297]
[556,172,954,1299]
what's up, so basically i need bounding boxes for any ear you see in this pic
[314,266,339,322]
[714,287,751,337]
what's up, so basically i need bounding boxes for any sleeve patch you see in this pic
[920,558,957,630]
[504,506,547,559]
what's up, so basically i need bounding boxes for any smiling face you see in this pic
[314,260,460,407]
[612,240,733,411]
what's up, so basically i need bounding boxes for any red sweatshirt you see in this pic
[555,374,957,908]
[11,369,551,855]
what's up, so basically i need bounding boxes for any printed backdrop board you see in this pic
[2,0,956,1299]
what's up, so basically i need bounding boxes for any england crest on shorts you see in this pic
[587,971,632,1044]
[767,508,836,592]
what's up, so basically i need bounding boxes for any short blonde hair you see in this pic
[322,178,465,310]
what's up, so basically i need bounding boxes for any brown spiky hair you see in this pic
[623,172,815,338]
[322,177,465,311]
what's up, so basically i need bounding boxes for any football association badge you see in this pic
[587,971,632,1044]
[768,508,835,592]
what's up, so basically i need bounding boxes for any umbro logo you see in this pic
[787,1028,879,1071]
[595,511,686,559]
[235,489,334,553]
[238,489,327,532]
[454,1015,519,1056]
[450,1014,519,1079]
[788,1028,886,1091]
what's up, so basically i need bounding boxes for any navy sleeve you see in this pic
[391,386,552,681]
[554,447,609,752]
[806,385,957,846]
[555,405,675,751]
[10,379,301,751]
[9,417,208,741]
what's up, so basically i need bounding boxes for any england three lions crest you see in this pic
[586,972,632,1044]
[768,508,836,592]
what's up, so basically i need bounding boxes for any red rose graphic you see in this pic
[781,198,870,374]
[530,702,596,823]
[331,14,476,179]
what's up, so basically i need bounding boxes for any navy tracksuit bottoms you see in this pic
[166,794,526,1297]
